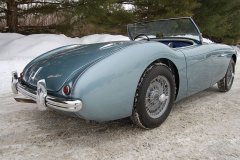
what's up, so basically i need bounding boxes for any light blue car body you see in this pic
[20,17,237,121]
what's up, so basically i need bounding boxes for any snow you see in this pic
[77,34,129,45]
[203,37,214,43]
[175,34,214,43]
[0,33,129,61]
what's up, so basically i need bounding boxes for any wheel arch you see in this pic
[137,58,180,101]
[232,54,237,64]
[152,58,179,100]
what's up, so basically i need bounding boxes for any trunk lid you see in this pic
[22,41,135,91]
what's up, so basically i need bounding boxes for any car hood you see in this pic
[22,41,136,92]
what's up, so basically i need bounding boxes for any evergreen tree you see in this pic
[193,0,240,44]
[117,0,200,21]
[86,1,135,35]
[1,0,239,44]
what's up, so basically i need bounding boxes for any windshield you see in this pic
[127,17,202,42]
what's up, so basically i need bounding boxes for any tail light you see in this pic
[63,85,70,95]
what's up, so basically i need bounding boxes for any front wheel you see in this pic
[131,64,175,129]
[217,58,235,92]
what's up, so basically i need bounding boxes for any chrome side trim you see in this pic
[11,74,83,112]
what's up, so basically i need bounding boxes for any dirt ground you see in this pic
[0,49,240,159]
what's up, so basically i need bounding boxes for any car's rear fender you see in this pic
[71,42,187,121]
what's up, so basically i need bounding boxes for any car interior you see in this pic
[152,39,194,48]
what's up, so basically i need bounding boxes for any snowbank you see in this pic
[0,33,130,61]
[203,38,213,44]
[77,34,129,44]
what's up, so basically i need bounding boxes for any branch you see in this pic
[116,0,135,4]
[17,1,61,5]
[0,0,8,3]
[16,0,28,4]
[115,0,146,5]
[0,6,7,13]
[0,15,7,19]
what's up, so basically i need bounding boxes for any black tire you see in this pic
[217,58,235,92]
[131,64,175,129]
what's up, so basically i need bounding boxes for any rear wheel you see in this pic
[217,58,235,92]
[131,64,175,129]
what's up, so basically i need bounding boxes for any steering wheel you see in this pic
[133,34,150,41]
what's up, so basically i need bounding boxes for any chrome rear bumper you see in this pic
[11,71,82,112]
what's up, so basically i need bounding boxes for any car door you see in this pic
[206,43,232,86]
[179,44,212,96]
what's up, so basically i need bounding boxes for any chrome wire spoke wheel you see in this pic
[131,64,175,129]
[226,63,234,86]
[145,75,170,118]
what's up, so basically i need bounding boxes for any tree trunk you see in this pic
[7,0,18,33]
[147,0,153,20]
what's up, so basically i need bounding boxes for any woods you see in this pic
[0,0,239,44]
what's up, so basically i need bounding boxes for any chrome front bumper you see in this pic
[11,71,82,112]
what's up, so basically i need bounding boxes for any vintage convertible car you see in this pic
[11,17,237,129]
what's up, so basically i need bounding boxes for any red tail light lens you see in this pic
[20,73,23,78]
[63,85,70,95]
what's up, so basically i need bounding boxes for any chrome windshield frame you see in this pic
[127,17,203,44]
